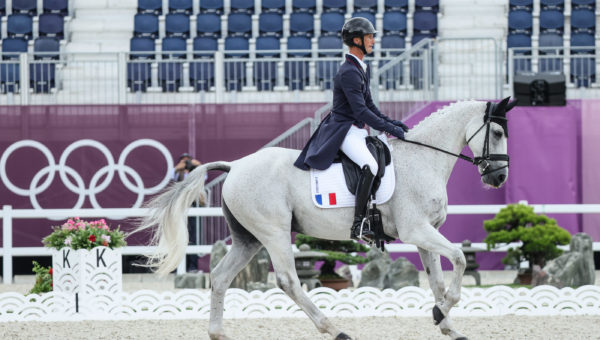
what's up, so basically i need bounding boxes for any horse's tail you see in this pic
[133,161,231,276]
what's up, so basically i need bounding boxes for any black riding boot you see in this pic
[350,165,376,241]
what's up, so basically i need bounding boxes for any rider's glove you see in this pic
[392,120,410,132]
[389,126,405,140]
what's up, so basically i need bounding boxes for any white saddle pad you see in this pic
[310,135,396,208]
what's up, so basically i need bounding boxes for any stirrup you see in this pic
[351,217,375,242]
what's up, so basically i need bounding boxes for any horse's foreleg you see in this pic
[265,236,350,340]
[209,240,263,340]
[402,225,467,340]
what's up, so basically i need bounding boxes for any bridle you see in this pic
[402,102,510,177]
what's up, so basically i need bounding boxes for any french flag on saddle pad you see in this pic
[315,193,337,207]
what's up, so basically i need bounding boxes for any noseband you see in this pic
[402,104,510,177]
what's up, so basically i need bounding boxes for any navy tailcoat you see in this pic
[294,54,402,170]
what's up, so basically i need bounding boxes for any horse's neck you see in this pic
[394,101,485,181]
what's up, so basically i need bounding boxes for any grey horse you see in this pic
[136,98,515,340]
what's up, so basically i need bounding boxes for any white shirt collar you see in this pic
[348,53,367,73]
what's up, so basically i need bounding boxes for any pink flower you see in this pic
[101,234,111,244]
[64,236,72,245]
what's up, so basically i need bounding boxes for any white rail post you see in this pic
[3,205,13,284]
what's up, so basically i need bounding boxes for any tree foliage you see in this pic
[295,234,370,278]
[483,204,571,268]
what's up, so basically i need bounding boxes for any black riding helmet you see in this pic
[341,17,377,55]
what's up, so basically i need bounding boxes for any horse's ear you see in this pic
[497,97,510,111]
[505,98,518,112]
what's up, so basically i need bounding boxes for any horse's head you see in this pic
[465,97,516,188]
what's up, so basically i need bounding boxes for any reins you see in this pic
[400,110,510,177]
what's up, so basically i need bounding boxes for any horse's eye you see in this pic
[493,130,504,139]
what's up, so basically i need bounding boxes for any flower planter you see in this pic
[52,246,123,296]
[319,277,351,291]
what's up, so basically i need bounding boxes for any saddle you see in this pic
[334,136,391,194]
[334,136,395,250]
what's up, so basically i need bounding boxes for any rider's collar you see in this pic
[347,53,367,73]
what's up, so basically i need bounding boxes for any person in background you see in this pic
[172,153,204,272]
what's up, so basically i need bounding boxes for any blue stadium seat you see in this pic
[43,0,68,16]
[571,9,595,34]
[129,36,154,91]
[571,56,595,87]
[227,13,252,38]
[12,0,36,16]
[317,36,342,90]
[7,14,33,40]
[538,33,562,48]
[262,0,285,14]
[0,0,5,16]
[199,0,223,15]
[539,10,563,33]
[413,11,437,35]
[1,38,27,93]
[571,32,595,54]
[259,13,283,38]
[165,13,190,38]
[290,12,314,37]
[162,36,186,59]
[509,0,533,11]
[230,0,254,14]
[507,34,531,73]
[293,0,316,14]
[572,0,595,10]
[381,34,405,51]
[197,13,221,38]
[130,36,155,59]
[190,37,218,91]
[320,12,344,37]
[352,12,376,28]
[415,0,439,12]
[383,11,407,36]
[30,37,59,93]
[385,0,408,12]
[322,0,346,13]
[354,0,377,13]
[193,36,217,57]
[159,37,186,92]
[254,36,280,90]
[508,10,532,34]
[138,0,162,15]
[540,0,564,11]
[224,36,249,91]
[134,13,159,39]
[39,13,64,39]
[33,37,60,59]
[411,33,434,45]
[169,0,192,14]
[285,36,311,90]
[2,37,28,60]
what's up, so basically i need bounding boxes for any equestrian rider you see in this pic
[294,17,409,241]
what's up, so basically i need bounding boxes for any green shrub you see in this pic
[28,261,52,295]
[295,234,370,278]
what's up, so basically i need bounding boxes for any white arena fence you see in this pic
[1,203,600,285]
[1,285,599,322]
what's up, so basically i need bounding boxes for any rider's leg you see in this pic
[340,126,378,240]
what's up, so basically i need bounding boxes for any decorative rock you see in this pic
[210,242,275,291]
[174,272,206,289]
[540,233,595,288]
[335,265,354,287]
[384,257,419,289]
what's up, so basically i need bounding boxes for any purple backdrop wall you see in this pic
[1,100,597,271]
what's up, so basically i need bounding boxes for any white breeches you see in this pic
[340,125,378,176]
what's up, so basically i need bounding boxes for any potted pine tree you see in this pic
[483,203,571,284]
[295,234,370,290]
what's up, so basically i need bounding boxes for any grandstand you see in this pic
[0,0,596,105]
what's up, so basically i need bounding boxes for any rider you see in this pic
[294,17,409,241]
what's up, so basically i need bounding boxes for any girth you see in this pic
[333,136,391,194]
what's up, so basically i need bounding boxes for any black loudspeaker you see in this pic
[513,72,566,106]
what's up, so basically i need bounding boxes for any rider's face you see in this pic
[363,34,375,54]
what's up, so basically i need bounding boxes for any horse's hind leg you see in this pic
[208,204,264,340]
[265,232,350,340]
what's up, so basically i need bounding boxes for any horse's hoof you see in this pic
[335,332,352,340]
[432,305,445,325]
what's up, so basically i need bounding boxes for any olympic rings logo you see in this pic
[0,139,172,214]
